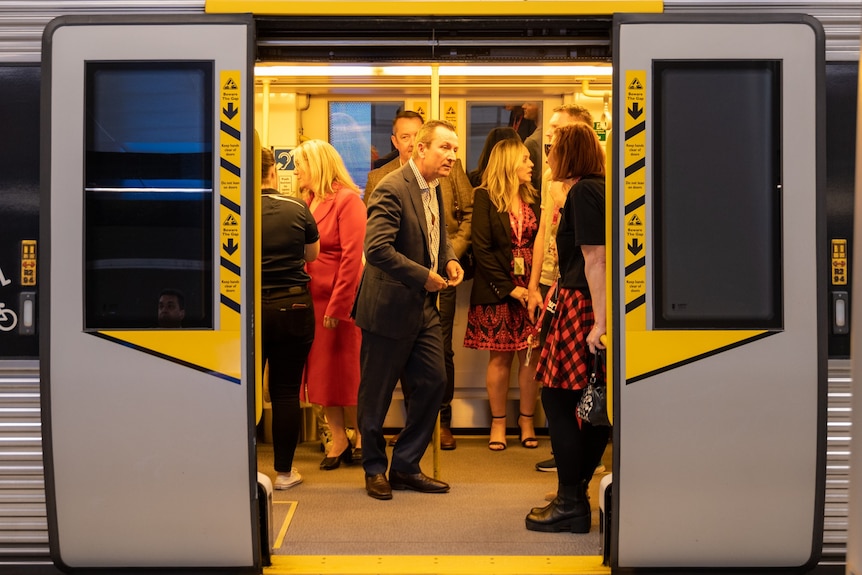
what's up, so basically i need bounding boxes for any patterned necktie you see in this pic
[422,188,439,272]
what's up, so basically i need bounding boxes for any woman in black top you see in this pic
[260,147,320,490]
[525,123,610,533]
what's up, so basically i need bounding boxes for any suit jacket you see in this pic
[469,186,541,305]
[354,163,456,338]
[366,158,473,259]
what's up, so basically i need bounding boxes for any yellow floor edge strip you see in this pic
[267,554,609,575]
[273,501,298,549]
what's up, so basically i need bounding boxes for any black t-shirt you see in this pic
[556,175,605,293]
[261,190,319,289]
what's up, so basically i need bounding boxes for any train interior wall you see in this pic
[254,79,610,433]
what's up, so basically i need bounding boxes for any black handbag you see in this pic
[577,350,610,426]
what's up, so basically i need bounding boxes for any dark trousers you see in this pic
[437,284,457,426]
[542,386,610,486]
[358,296,447,475]
[262,289,315,472]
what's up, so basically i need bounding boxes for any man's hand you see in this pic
[445,260,464,287]
[424,271,450,292]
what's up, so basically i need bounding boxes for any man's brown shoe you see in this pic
[389,470,450,493]
[365,473,392,500]
[439,426,457,450]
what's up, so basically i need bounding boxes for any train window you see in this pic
[653,60,782,329]
[328,101,403,194]
[466,102,542,174]
[83,62,214,330]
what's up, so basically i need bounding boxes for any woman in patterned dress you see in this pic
[525,123,609,533]
[464,138,541,451]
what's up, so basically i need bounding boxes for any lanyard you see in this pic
[509,197,525,244]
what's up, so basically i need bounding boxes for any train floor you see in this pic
[257,431,613,557]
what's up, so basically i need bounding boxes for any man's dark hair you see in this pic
[159,288,185,310]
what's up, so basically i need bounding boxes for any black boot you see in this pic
[525,481,591,533]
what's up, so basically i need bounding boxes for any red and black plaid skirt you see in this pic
[535,288,594,390]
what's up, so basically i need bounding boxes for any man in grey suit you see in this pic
[354,120,465,500]
[366,110,473,451]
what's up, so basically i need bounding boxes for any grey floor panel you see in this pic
[259,435,611,556]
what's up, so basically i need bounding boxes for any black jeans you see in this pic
[262,288,315,472]
[542,386,610,486]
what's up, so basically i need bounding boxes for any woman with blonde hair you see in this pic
[293,140,367,470]
[464,138,541,451]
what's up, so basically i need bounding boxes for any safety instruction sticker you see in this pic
[220,70,242,330]
[624,70,647,331]
[832,239,848,285]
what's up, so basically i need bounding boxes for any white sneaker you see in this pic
[274,468,303,490]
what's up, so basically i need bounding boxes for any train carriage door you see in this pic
[41,15,259,571]
[611,14,826,571]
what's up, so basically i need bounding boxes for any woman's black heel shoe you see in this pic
[489,414,507,451]
[320,445,353,470]
[518,412,538,449]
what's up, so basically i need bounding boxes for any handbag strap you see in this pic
[589,350,605,385]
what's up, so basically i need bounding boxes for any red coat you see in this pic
[302,186,366,406]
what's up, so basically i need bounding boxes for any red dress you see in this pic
[302,186,366,406]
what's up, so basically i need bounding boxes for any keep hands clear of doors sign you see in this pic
[624,70,647,331]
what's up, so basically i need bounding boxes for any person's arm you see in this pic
[583,245,606,352]
[447,160,474,258]
[324,192,366,326]
[304,239,320,262]
[527,216,548,318]
[527,170,553,320]
[471,187,516,300]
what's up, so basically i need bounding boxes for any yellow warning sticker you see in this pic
[832,239,848,286]
[220,70,242,331]
[410,101,429,121]
[21,240,36,286]
[443,100,458,131]
[624,70,647,331]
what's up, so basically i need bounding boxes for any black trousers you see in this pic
[262,288,315,472]
[541,386,610,487]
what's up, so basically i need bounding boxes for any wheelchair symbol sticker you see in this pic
[0,302,17,332]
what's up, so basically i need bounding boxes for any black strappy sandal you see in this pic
[518,412,538,449]
[489,414,507,451]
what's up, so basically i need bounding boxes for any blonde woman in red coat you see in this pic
[294,140,367,470]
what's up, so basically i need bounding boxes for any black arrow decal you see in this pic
[628,102,643,120]
[223,102,239,120]
[223,238,239,255]
[627,238,643,256]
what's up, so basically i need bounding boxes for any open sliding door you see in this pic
[41,14,259,571]
[611,13,826,571]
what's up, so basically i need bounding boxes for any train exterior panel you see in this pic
[0,0,855,572]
